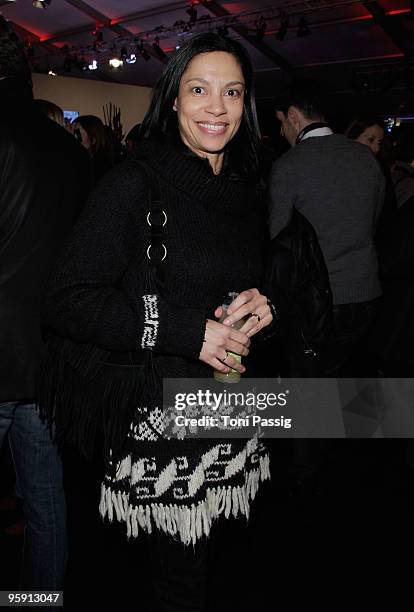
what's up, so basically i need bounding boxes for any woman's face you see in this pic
[73,122,92,151]
[174,51,245,166]
[356,124,384,156]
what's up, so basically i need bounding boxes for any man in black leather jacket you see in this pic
[0,19,90,588]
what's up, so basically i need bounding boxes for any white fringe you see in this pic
[100,453,271,546]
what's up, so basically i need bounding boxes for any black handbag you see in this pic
[39,160,167,459]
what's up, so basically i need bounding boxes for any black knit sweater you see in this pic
[44,140,266,382]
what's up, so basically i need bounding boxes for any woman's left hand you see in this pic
[214,288,273,338]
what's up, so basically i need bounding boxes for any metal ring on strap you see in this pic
[146,210,167,227]
[146,243,167,262]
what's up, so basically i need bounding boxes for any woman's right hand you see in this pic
[199,319,250,373]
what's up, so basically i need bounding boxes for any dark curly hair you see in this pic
[0,16,32,84]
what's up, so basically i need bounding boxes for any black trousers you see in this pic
[147,530,211,612]
[291,299,380,473]
[321,298,380,377]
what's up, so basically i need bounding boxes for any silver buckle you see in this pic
[146,243,167,262]
[146,210,167,227]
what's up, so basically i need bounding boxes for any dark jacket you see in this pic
[0,79,90,402]
[264,209,332,376]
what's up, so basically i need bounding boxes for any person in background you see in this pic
[0,17,90,589]
[345,116,385,157]
[370,125,414,375]
[73,114,114,182]
[269,84,385,497]
[33,99,64,127]
[346,115,396,261]
[270,83,385,377]
[125,123,142,152]
[391,125,414,209]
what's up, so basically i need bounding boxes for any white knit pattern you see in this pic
[99,439,271,546]
[141,294,159,349]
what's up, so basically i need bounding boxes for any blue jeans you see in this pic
[0,402,67,589]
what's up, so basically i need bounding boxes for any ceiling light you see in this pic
[48,69,57,76]
[186,5,198,24]
[297,17,311,37]
[109,57,123,69]
[138,41,151,62]
[254,16,267,43]
[275,13,289,41]
[63,55,73,72]
[126,53,137,64]
[33,0,51,9]
[152,37,167,60]
[88,60,98,70]
[218,25,229,37]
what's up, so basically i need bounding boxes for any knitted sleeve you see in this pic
[43,161,206,360]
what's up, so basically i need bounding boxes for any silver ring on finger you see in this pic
[250,312,261,323]
[220,351,230,364]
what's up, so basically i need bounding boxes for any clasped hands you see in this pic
[199,288,273,374]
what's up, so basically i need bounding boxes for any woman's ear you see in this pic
[173,97,178,112]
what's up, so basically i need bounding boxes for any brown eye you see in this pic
[192,86,205,95]
[226,89,240,97]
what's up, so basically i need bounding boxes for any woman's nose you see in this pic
[205,93,227,115]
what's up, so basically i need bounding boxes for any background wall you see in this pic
[32,74,152,138]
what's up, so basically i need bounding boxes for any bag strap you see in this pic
[136,160,167,271]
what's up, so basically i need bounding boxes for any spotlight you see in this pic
[152,37,168,60]
[33,0,51,8]
[48,69,57,76]
[92,28,104,51]
[186,5,198,24]
[76,57,88,71]
[109,57,123,69]
[217,25,229,37]
[297,17,311,37]
[0,16,11,33]
[254,16,267,42]
[126,53,137,64]
[138,41,151,62]
[88,59,98,70]
[63,55,73,72]
[275,13,289,41]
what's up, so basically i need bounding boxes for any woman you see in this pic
[41,33,273,609]
[33,98,64,126]
[345,116,385,157]
[73,114,114,182]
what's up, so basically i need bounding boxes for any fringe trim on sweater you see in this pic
[99,453,271,546]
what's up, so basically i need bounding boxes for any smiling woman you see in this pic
[41,32,274,611]
[141,32,262,181]
[173,51,245,174]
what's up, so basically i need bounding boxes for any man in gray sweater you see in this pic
[269,82,385,375]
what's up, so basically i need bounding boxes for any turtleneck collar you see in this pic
[133,139,256,214]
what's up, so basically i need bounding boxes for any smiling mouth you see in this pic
[197,122,228,134]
